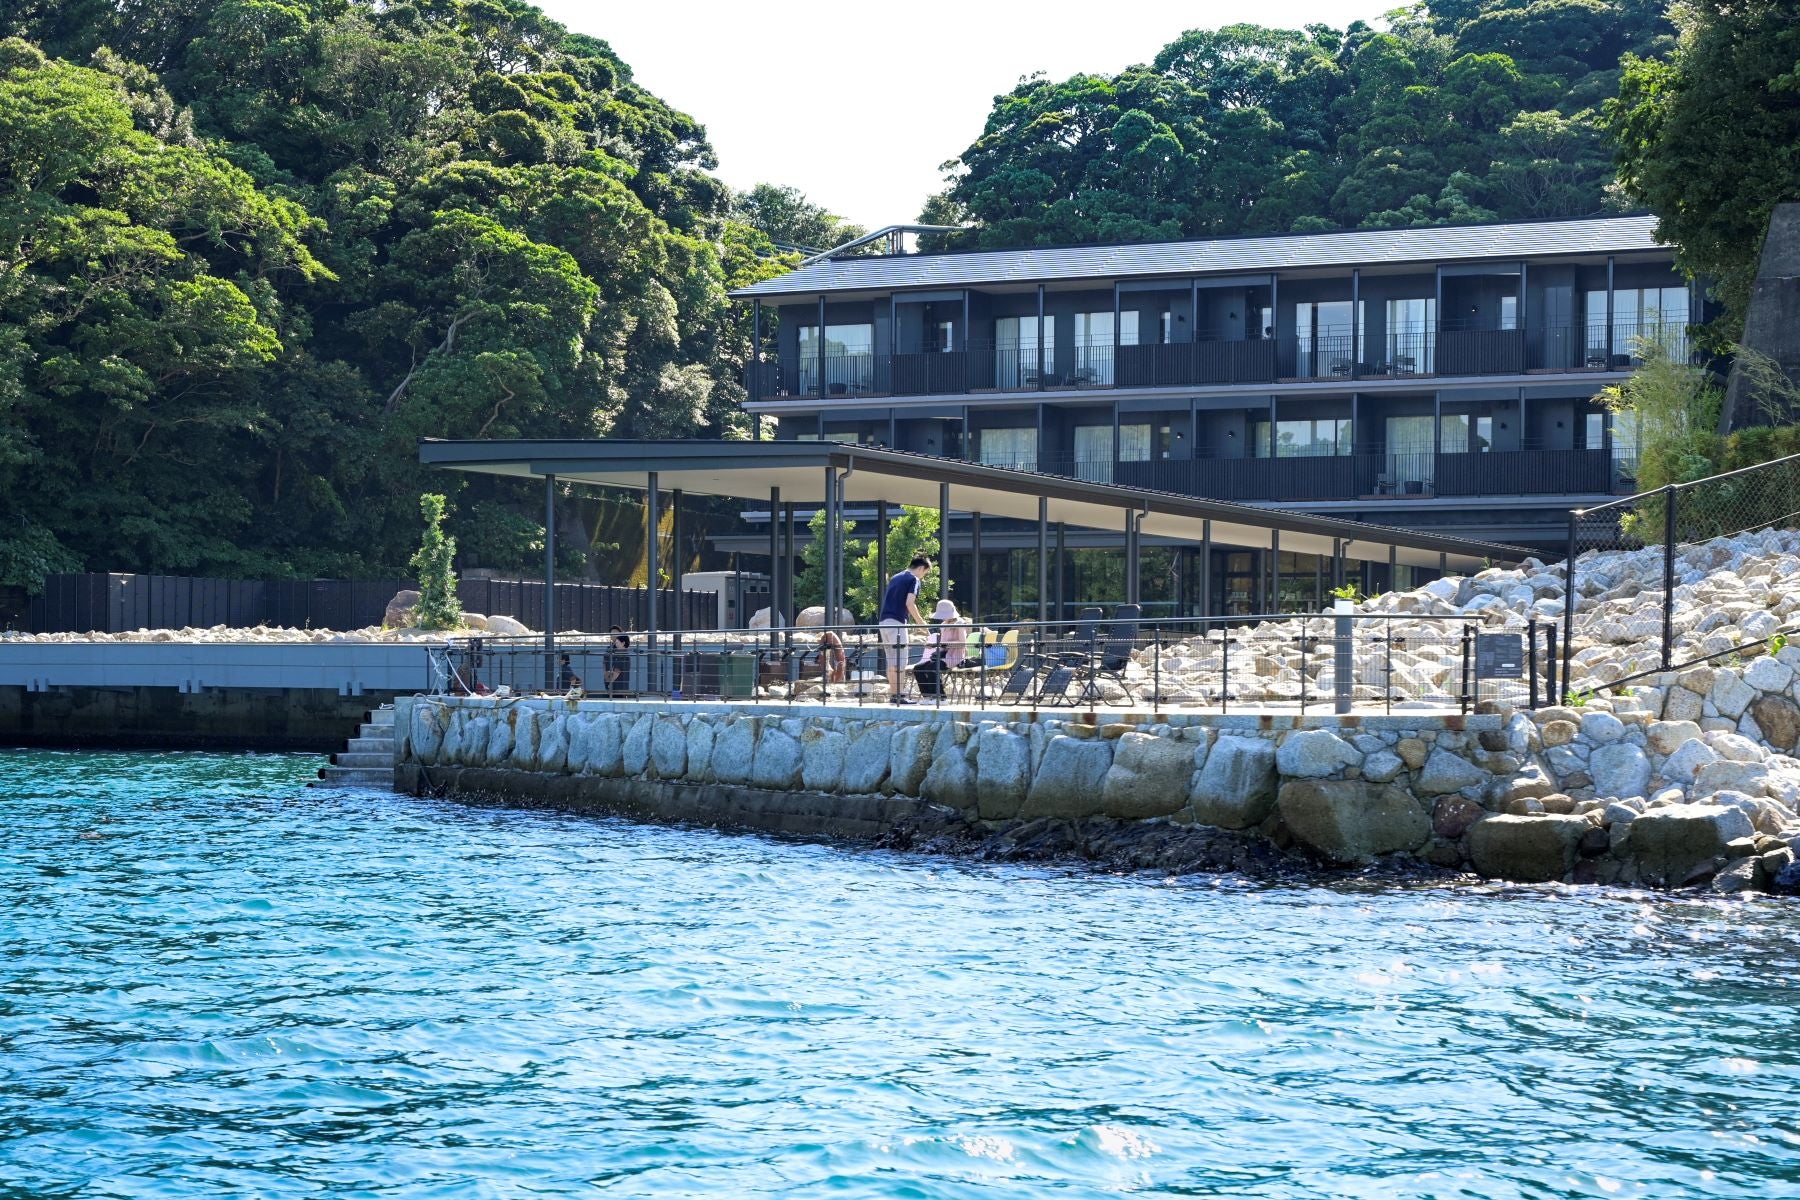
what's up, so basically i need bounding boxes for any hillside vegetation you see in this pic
[0,0,794,589]
[925,1,1674,247]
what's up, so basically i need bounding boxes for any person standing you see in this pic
[878,555,932,703]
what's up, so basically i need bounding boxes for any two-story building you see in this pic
[728,215,1698,619]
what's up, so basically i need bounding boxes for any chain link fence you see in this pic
[1562,453,1800,692]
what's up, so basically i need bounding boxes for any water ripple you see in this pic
[3,749,1799,1198]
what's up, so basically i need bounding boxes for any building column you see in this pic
[1270,530,1281,613]
[1055,522,1067,622]
[816,294,827,398]
[543,473,557,689]
[823,466,837,623]
[971,511,982,621]
[1199,520,1212,620]
[1037,497,1048,625]
[1036,284,1046,391]
[1605,254,1616,366]
[670,488,683,609]
[645,472,659,649]
[767,486,779,640]
[938,482,951,601]
[876,499,888,591]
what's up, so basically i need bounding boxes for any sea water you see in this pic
[3,749,1797,1198]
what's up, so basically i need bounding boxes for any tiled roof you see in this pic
[730,214,1663,299]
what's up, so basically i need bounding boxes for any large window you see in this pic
[995,315,1052,388]
[1072,311,1138,385]
[1585,287,1690,363]
[1073,425,1113,482]
[1384,298,1436,373]
[1295,300,1364,376]
[797,323,873,395]
[1386,414,1434,491]
[978,426,1037,472]
[1266,417,1352,458]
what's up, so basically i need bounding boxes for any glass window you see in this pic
[1474,415,1493,452]
[1073,425,1112,482]
[978,426,1037,472]
[1273,417,1352,457]
[1440,412,1470,454]
[1295,300,1363,376]
[1385,415,1434,490]
[933,320,954,353]
[1072,311,1137,385]
[994,316,1053,388]
[1384,298,1436,373]
[1500,295,1517,331]
[797,324,873,394]
[1584,412,1605,449]
[1159,311,1173,344]
[1120,424,1153,462]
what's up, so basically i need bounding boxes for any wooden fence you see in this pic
[24,573,717,634]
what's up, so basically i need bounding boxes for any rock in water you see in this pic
[1276,779,1429,865]
[1467,814,1590,883]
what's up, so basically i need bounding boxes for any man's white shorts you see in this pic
[878,619,907,670]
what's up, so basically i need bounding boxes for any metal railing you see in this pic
[434,612,1560,715]
[1562,452,1800,691]
[745,321,1697,402]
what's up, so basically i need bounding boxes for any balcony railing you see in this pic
[745,322,1694,400]
[942,444,1615,502]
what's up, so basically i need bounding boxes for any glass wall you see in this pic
[1585,287,1690,363]
[995,316,1052,388]
[977,426,1037,472]
[796,323,874,395]
[1384,297,1436,373]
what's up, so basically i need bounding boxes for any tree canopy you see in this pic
[1607,0,1800,338]
[927,2,1674,249]
[0,0,794,589]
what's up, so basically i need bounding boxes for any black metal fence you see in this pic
[439,611,1561,714]
[1563,452,1800,690]
[24,572,718,634]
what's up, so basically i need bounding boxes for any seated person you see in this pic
[603,626,630,693]
[912,601,969,697]
[759,630,847,689]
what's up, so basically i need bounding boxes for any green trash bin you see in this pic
[720,650,758,699]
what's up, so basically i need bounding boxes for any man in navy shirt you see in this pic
[878,555,932,703]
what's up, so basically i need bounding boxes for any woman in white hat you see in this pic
[928,599,969,667]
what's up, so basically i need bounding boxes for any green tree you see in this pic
[847,506,941,619]
[1608,0,1800,335]
[408,493,463,629]
[732,182,864,253]
[793,506,862,617]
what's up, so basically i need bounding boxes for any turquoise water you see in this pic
[3,751,1799,1199]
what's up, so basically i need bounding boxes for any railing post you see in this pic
[1334,605,1353,716]
[1220,624,1229,713]
[1662,483,1677,670]
[1299,619,1309,715]
[1460,623,1474,715]
[1528,618,1540,709]
[1561,509,1578,701]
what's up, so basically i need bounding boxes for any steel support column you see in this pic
[971,511,982,621]
[1055,522,1067,622]
[544,473,557,689]
[876,499,888,591]
[645,473,659,651]
[1200,520,1212,619]
[768,487,779,640]
[1037,497,1048,625]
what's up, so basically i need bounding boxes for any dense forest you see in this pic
[2,0,1794,592]
[0,0,799,590]
[923,0,1676,248]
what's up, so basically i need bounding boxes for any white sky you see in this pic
[536,1,1385,231]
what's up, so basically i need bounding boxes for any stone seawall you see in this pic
[395,694,1799,892]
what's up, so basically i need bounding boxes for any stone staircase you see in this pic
[312,703,397,790]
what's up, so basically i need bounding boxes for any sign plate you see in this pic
[1475,633,1524,679]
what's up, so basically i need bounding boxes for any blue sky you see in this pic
[538,0,1386,230]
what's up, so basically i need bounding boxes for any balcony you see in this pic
[1114,445,1615,503]
[938,444,1614,502]
[746,322,1692,402]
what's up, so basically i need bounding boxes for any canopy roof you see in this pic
[420,439,1530,572]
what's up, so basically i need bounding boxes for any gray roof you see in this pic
[731,214,1664,300]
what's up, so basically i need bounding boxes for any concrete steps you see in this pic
[312,703,396,790]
